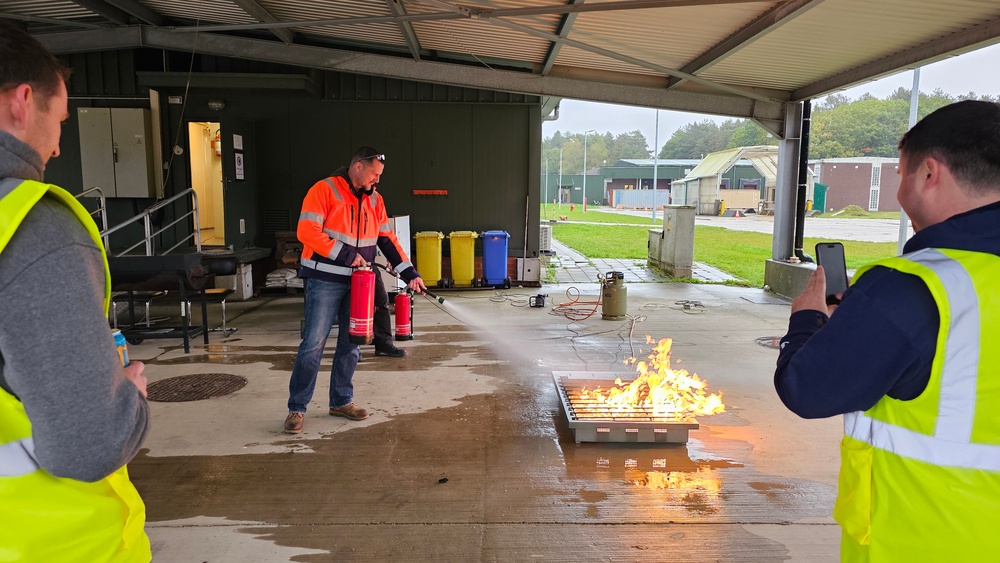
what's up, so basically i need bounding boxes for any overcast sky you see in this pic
[542,42,1000,151]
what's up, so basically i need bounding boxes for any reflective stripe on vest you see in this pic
[0,437,38,477]
[845,248,1000,471]
[300,257,353,276]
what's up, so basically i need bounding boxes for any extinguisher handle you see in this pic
[373,261,400,278]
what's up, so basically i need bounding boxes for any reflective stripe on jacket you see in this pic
[297,174,414,283]
[0,178,150,562]
[835,248,1000,562]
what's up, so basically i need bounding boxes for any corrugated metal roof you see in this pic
[616,159,702,167]
[142,0,257,25]
[18,0,1000,115]
[0,0,91,19]
[262,0,405,47]
[553,2,778,76]
[682,148,747,179]
[703,0,1000,92]
[679,146,785,186]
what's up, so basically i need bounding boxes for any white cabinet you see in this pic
[78,108,156,198]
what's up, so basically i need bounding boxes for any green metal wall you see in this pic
[44,50,542,259]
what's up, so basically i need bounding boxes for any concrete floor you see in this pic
[126,276,843,562]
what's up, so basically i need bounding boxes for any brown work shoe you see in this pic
[329,403,369,421]
[283,412,304,434]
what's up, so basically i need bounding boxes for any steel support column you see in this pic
[773,101,802,261]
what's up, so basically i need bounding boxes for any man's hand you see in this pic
[350,253,367,267]
[791,266,840,316]
[409,276,427,293]
[124,361,147,398]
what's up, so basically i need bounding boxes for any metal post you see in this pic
[558,148,563,208]
[544,156,549,218]
[584,129,597,207]
[793,100,813,262]
[652,109,659,223]
[773,101,803,261]
[899,68,921,254]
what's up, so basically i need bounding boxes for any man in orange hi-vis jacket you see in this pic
[284,146,426,434]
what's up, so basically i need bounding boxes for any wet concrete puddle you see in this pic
[133,325,834,560]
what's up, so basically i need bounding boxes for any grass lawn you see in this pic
[814,205,901,220]
[549,208,898,287]
[541,203,662,225]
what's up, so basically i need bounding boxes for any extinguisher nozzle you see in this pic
[423,289,445,304]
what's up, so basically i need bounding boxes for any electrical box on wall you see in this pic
[78,108,156,198]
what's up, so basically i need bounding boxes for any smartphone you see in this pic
[815,242,848,305]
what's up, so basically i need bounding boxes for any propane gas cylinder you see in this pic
[394,291,413,341]
[601,271,627,320]
[349,267,376,344]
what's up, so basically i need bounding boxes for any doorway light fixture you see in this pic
[208,99,226,111]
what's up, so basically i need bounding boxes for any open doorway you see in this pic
[187,121,225,247]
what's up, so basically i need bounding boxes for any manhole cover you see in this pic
[756,336,782,349]
[147,373,247,402]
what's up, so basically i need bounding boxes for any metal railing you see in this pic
[76,187,110,249]
[80,188,202,257]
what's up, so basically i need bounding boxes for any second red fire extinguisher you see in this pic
[349,267,375,345]
[394,292,412,341]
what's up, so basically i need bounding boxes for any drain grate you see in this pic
[147,373,247,402]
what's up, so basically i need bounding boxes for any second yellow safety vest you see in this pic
[835,248,1000,562]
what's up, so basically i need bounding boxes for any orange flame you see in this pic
[580,337,725,417]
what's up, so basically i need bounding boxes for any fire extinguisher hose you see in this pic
[373,262,444,303]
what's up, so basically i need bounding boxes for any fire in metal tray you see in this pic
[555,337,725,443]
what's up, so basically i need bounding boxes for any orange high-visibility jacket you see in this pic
[297,172,416,284]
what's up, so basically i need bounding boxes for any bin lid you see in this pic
[448,231,479,239]
[483,230,509,238]
[415,231,444,239]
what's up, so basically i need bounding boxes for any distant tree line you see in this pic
[543,90,999,168]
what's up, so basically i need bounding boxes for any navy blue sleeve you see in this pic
[774,267,938,419]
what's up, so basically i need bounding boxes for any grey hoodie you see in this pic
[0,129,149,482]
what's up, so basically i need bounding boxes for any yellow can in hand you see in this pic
[112,329,130,366]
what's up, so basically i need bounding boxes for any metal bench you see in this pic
[110,290,166,328]
[186,288,237,337]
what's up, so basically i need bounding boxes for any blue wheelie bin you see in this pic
[481,230,510,288]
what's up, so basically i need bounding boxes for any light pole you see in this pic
[583,129,596,210]
[558,148,563,208]
[544,154,549,216]
[652,109,659,223]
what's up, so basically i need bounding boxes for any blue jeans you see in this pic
[287,277,359,413]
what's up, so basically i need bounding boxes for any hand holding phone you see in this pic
[815,242,848,305]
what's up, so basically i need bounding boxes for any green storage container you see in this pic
[415,231,444,286]
[814,183,829,213]
[448,231,478,286]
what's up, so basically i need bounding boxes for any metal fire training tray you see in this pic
[553,371,699,444]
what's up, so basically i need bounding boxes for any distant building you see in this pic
[671,146,790,215]
[809,158,900,212]
[604,159,700,209]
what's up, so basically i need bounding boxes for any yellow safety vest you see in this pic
[0,179,150,562]
[835,248,1000,562]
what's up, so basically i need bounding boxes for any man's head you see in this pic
[896,100,1000,230]
[347,146,385,194]
[0,20,71,167]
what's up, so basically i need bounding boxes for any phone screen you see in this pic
[815,242,848,305]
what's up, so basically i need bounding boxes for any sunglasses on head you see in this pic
[360,153,386,162]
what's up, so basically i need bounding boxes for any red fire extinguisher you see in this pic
[394,291,412,341]
[349,267,375,345]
